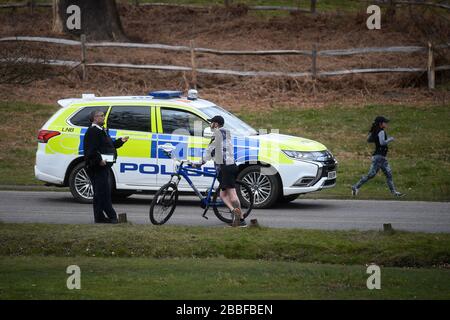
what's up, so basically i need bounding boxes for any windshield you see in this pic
[201,106,258,136]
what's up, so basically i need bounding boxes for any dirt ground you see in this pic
[0,4,449,110]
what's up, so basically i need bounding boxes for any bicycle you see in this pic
[149,148,254,226]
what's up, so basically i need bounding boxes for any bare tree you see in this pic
[52,0,127,41]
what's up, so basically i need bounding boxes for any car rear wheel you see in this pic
[237,165,280,209]
[69,162,133,203]
[69,162,94,203]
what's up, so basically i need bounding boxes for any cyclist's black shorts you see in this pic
[217,164,238,190]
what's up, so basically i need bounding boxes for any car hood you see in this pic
[250,133,327,152]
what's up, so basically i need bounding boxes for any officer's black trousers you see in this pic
[91,166,117,221]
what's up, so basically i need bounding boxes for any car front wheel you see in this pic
[237,165,280,209]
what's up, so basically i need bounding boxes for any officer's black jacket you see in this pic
[83,126,124,169]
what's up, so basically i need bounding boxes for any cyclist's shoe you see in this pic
[239,219,248,228]
[351,186,359,196]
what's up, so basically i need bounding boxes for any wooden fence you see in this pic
[1,36,449,89]
[0,0,318,13]
[2,0,449,12]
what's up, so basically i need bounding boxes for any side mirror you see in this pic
[203,127,213,138]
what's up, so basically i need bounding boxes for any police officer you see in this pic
[83,110,129,223]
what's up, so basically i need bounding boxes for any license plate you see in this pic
[328,171,336,179]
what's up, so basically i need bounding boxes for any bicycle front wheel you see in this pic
[149,182,178,225]
[212,180,254,224]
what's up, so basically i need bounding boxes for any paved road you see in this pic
[0,191,449,233]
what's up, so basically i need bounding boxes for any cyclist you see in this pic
[352,116,404,197]
[198,115,247,227]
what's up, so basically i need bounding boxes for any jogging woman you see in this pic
[352,116,404,197]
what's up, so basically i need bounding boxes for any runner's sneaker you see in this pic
[351,186,359,196]
[393,191,405,198]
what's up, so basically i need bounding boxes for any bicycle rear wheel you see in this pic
[149,182,178,225]
[212,180,254,224]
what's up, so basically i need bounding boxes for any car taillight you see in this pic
[37,130,60,143]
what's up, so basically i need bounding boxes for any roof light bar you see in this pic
[148,90,183,99]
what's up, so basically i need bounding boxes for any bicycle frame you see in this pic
[168,161,225,209]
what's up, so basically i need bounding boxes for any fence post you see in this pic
[311,43,317,80]
[310,0,317,13]
[311,43,318,96]
[427,42,435,90]
[190,40,197,89]
[29,0,35,14]
[80,34,87,81]
[224,0,232,8]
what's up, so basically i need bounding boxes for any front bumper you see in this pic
[279,158,337,196]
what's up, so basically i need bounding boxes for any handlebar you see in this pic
[175,159,202,168]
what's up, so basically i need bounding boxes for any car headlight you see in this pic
[282,150,333,162]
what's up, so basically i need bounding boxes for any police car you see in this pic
[35,90,337,208]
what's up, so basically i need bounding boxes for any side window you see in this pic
[108,106,151,132]
[69,106,108,127]
[160,108,208,136]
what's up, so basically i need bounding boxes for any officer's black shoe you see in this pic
[108,218,119,224]
[95,218,110,224]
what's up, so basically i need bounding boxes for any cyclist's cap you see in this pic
[374,116,389,123]
[208,115,225,126]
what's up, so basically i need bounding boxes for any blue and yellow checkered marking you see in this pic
[77,132,259,162]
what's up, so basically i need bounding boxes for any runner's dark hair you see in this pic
[369,121,382,135]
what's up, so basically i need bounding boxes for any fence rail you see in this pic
[1,36,449,88]
[5,57,449,78]
[2,0,449,12]
[2,36,449,56]
[0,0,317,12]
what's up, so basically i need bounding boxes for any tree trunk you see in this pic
[52,0,127,41]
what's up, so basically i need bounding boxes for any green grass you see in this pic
[0,101,58,186]
[1,223,450,299]
[237,103,450,201]
[2,223,450,267]
[1,256,450,299]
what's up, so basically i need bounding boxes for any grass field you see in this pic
[0,223,449,299]
[237,103,450,201]
[1,101,448,201]
[1,223,450,267]
[2,256,450,299]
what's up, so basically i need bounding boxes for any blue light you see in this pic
[148,90,183,99]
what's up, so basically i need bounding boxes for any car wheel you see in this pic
[237,165,280,209]
[69,162,94,203]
